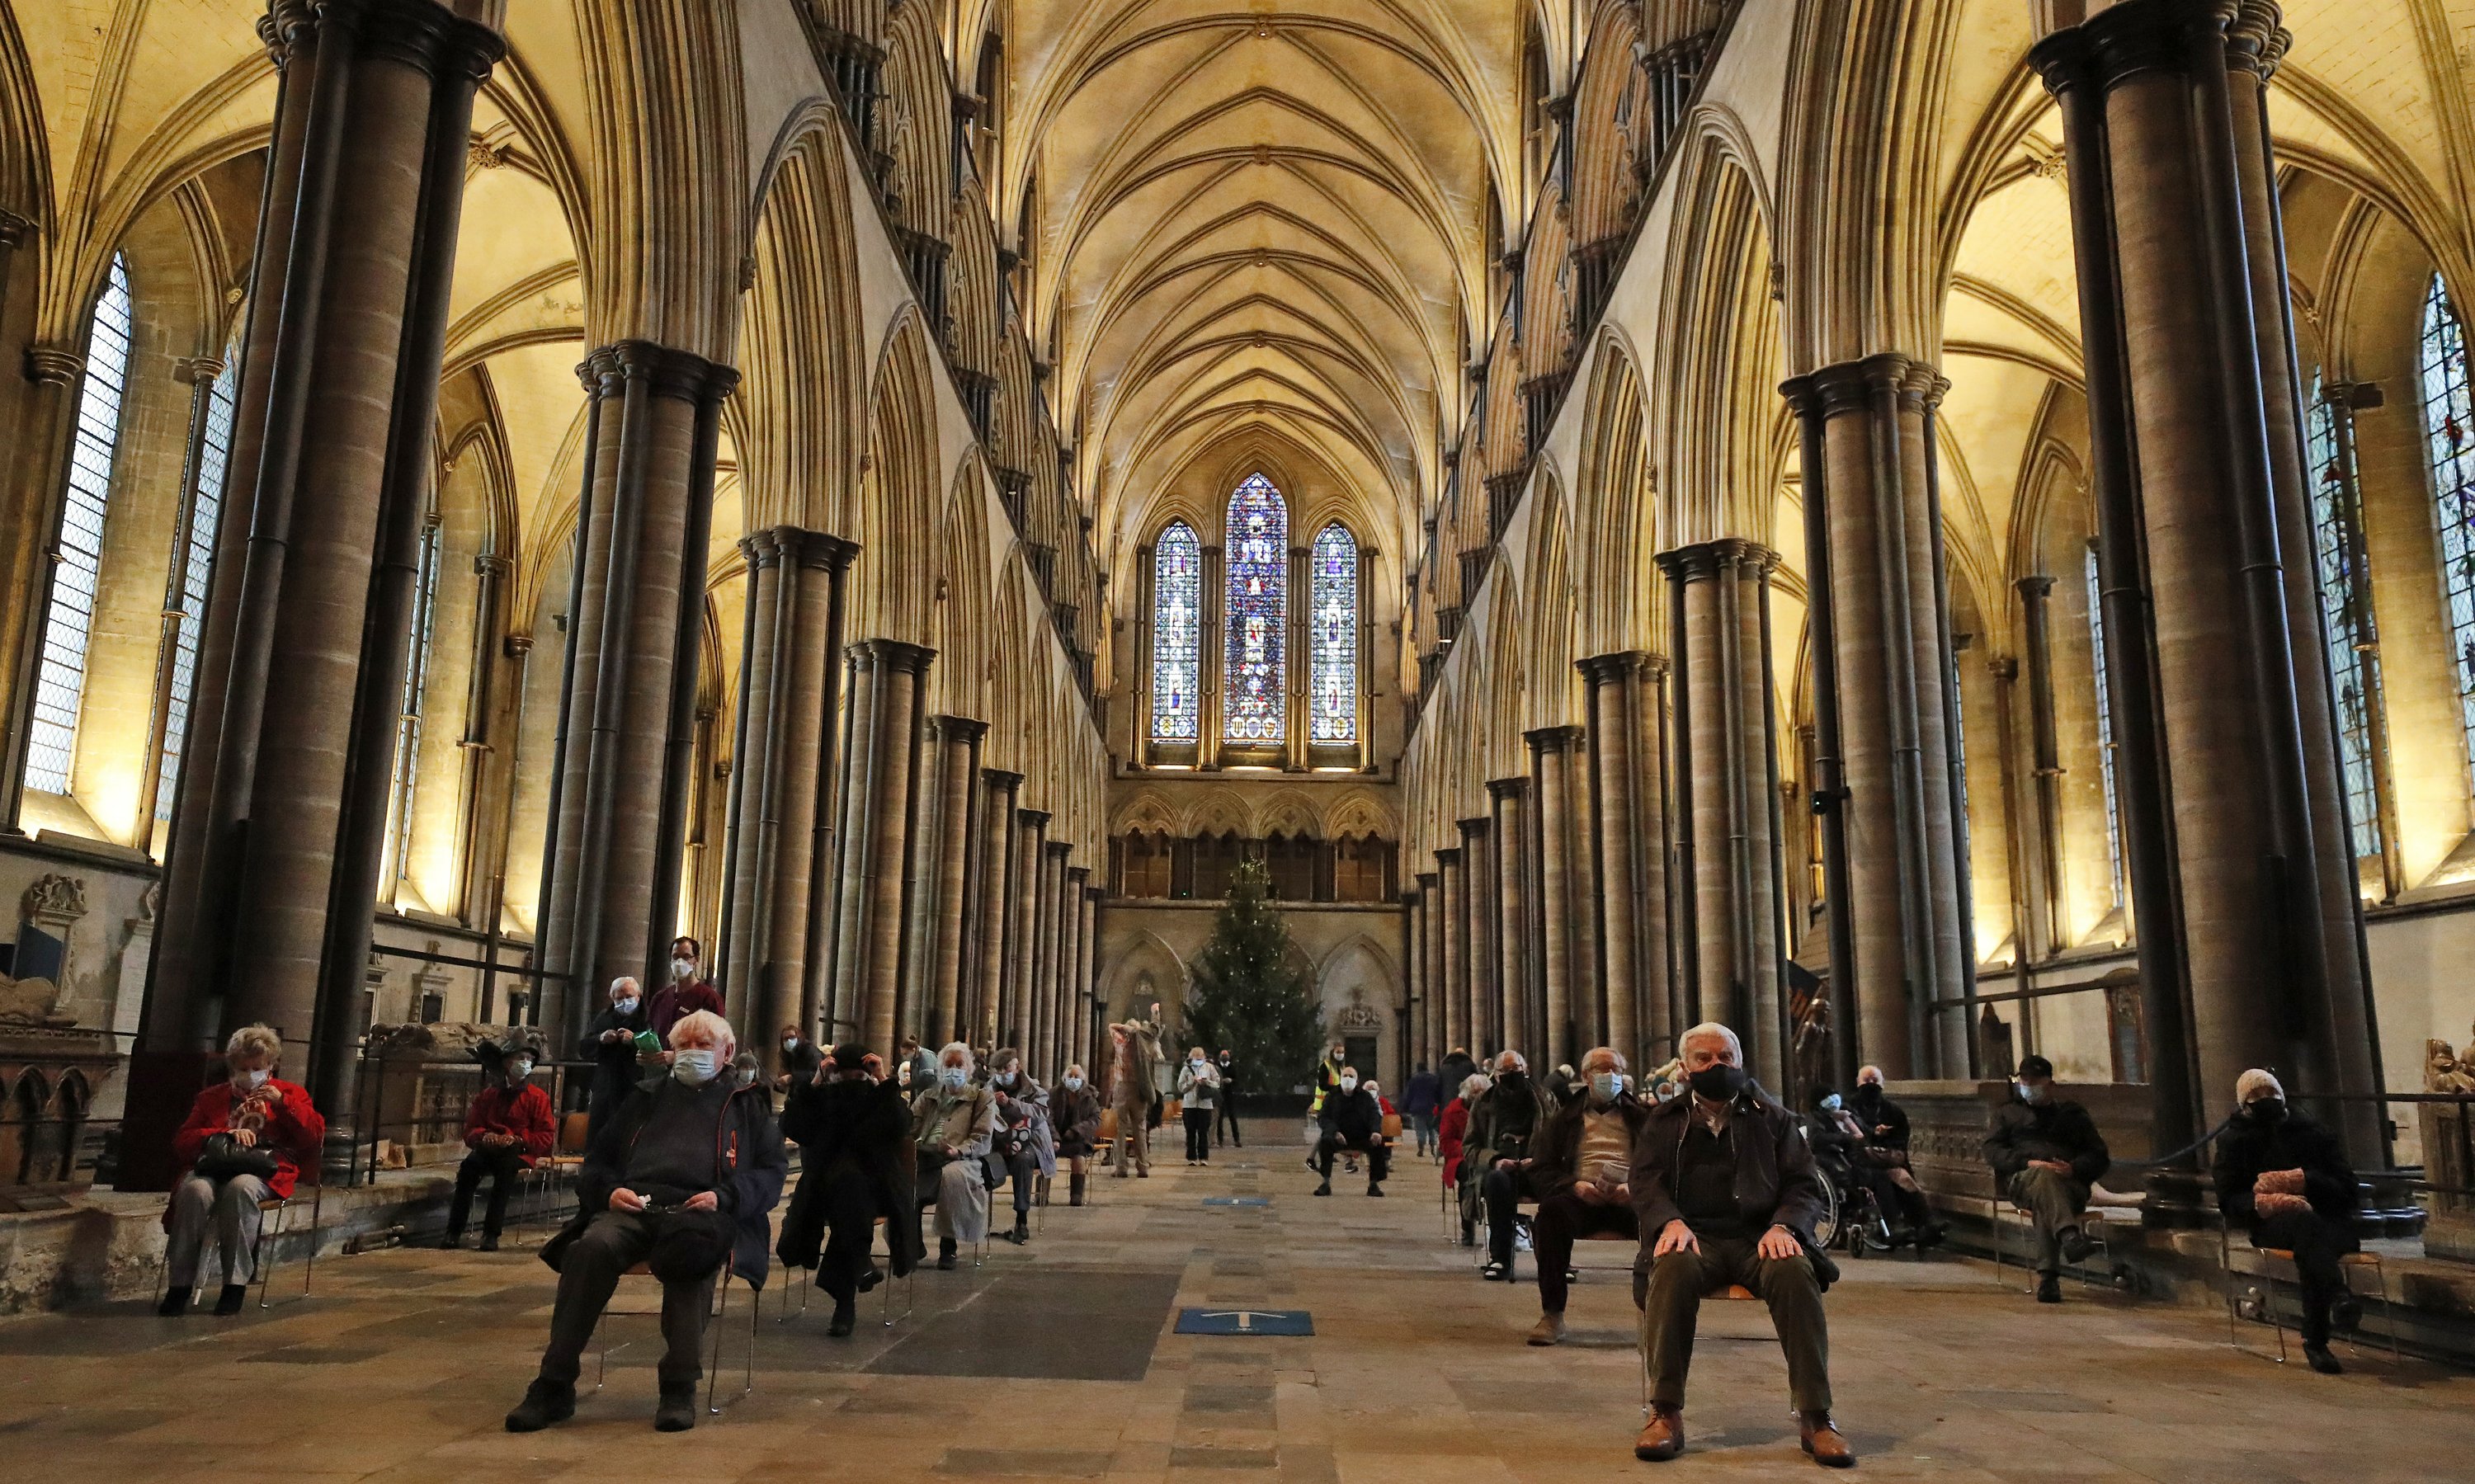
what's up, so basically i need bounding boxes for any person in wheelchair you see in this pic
[1805,1088,1941,1253]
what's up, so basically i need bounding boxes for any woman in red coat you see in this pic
[162,1023,326,1315]
[1438,1072,1484,1246]
[445,1043,556,1250]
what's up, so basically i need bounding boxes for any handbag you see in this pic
[192,1132,279,1183]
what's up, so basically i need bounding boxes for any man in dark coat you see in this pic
[1312,1066,1391,1196]
[777,1043,917,1336]
[1631,1022,1850,1468]
[1983,1053,2110,1303]
[1401,1061,1444,1157]
[2211,1067,2361,1373]
[507,1011,786,1435]
[1213,1048,1244,1147]
[1469,1051,1553,1279]
[1519,1048,1652,1345]
[578,976,649,1146]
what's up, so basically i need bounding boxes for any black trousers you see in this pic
[809,1169,881,1305]
[1216,1100,1242,1146]
[1483,1162,1528,1265]
[447,1147,525,1239]
[1530,1191,1635,1313]
[1314,1129,1390,1183]
[1184,1108,1213,1161]
[535,1210,719,1392]
[2252,1208,2360,1345]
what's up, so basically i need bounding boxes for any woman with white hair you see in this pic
[2209,1067,2362,1373]
[159,1024,327,1316]
[911,1041,998,1268]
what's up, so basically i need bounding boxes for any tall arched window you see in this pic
[25,253,135,795]
[2418,272,2475,786]
[380,512,443,896]
[1223,473,1286,745]
[1151,521,1201,741]
[1309,521,1358,744]
[153,357,239,833]
[2306,373,2385,859]
[2085,544,2125,908]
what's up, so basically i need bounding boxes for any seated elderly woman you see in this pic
[911,1041,998,1269]
[1052,1062,1102,1205]
[159,1024,327,1316]
[986,1048,1050,1246]
[506,1010,786,1435]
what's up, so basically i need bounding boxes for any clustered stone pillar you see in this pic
[1660,539,1789,1087]
[1777,355,1968,1081]
[1577,651,1671,1066]
[1402,885,1427,1069]
[1077,881,1101,1073]
[1417,869,1445,1059]
[1037,839,1072,1077]
[968,769,1021,1048]
[1526,725,1588,1067]
[1068,868,1094,1073]
[1006,808,1049,1048]
[1459,816,1497,1054]
[1487,778,1533,1057]
[917,715,986,1048]
[2031,0,2380,1157]
[136,0,507,1170]
[825,638,932,1052]
[715,528,854,1072]
[1436,847,1467,1057]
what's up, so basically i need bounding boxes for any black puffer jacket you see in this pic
[1984,1094,2110,1186]
[2210,1106,2358,1230]
[1321,1086,1385,1143]
[777,1076,922,1274]
[578,1001,649,1139]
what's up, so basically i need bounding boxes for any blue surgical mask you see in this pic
[672,1049,719,1084]
[940,1067,969,1090]
[1820,1093,1841,1112]
[1591,1072,1620,1101]
[2017,1080,2045,1104]
[615,997,639,1015]
[1190,1058,1206,1072]
[510,1059,534,1082]
[1064,1076,1084,1091]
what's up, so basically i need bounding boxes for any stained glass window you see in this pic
[154,358,238,830]
[1223,473,1287,744]
[25,254,134,795]
[2418,273,2475,789]
[1151,521,1201,741]
[1309,522,1357,743]
[2085,545,2124,908]
[2307,375,2385,859]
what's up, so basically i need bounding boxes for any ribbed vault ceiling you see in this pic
[1007,2,1520,560]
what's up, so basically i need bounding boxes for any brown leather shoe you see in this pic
[1525,1312,1567,1346]
[1634,1404,1684,1462]
[1800,1413,1855,1468]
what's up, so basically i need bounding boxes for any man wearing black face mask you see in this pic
[1629,1022,1849,1468]
[1983,1054,2110,1303]
[1470,1051,1553,1279]
[2211,1067,2362,1373]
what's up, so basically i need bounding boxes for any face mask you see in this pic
[1339,1076,1359,1093]
[1219,1056,1229,1065]
[510,1059,534,1082]
[1064,1076,1084,1091]
[782,1037,799,1053]
[671,958,695,981]
[1590,1072,1620,1102]
[672,1049,719,1085]
[1190,1058,1206,1072]
[2250,1097,2287,1124]
[997,1071,1017,1086]
[2016,1081,2045,1104]
[1854,1083,1882,1103]
[1820,1093,1841,1112]
[940,1067,969,1090]
[1687,1063,1746,1101]
[615,997,639,1015]
[239,1067,271,1091]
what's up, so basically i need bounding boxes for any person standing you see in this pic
[2211,1068,2363,1373]
[1402,1061,1443,1157]
[579,977,650,1146]
[1106,1013,1159,1178]
[648,935,724,1042]
[158,1025,328,1317]
[1214,1048,1244,1147]
[1178,1046,1220,1165]
[444,1042,554,1251]
[1983,1053,2110,1303]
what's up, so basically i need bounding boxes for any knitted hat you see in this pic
[2236,1067,2284,1105]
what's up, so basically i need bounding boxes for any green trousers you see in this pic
[1638,1235,1832,1416]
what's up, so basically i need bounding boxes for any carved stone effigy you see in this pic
[2419,1029,2475,1262]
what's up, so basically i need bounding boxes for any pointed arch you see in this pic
[855,307,941,646]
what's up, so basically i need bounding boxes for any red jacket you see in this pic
[170,1077,326,1203]
[649,978,725,1039]
[1438,1098,1472,1188]
[464,1081,555,1166]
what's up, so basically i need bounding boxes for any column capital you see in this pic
[1015,807,1053,829]
[981,767,1024,792]
[738,526,790,568]
[1781,351,1940,418]
[1083,883,1106,902]
[2015,573,2058,600]
[932,714,990,744]
[346,0,507,82]
[1456,815,1491,840]
[1433,847,1462,866]
[796,530,860,571]
[1066,864,1090,883]
[172,355,227,385]
[584,339,740,405]
[1485,776,1530,803]
[0,207,32,248]
[1575,648,1666,685]
[1524,723,1586,753]
[849,636,936,674]
[1044,840,1073,862]
[22,345,82,386]
[1417,869,1441,886]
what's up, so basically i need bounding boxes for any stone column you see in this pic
[1659,540,1788,1086]
[1036,840,1071,1076]
[1006,808,1049,1047]
[2015,575,2069,959]
[134,2,507,1143]
[1402,886,1426,1069]
[1436,849,1466,1058]
[826,638,932,1050]
[1132,542,1155,756]
[1775,356,1968,1080]
[0,347,83,831]
[715,529,853,1067]
[970,769,1021,1048]
[1577,651,1671,1065]
[1358,543,1379,767]
[1417,869,1445,1060]
[1487,779,1534,1057]
[1068,869,1094,1072]
[1527,725,1583,1067]
[919,715,986,1047]
[2030,0,2376,1152]
[1459,817,1497,1054]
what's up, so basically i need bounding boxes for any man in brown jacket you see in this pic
[1629,1022,1850,1468]
[1106,1008,1161,1178]
[1520,1047,1653,1346]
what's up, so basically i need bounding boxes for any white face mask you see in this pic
[238,1067,271,1091]
[1190,1058,1206,1072]
[1339,1076,1359,1094]
[510,1059,534,1082]
[1064,1076,1083,1090]
[671,958,696,982]
[783,1038,799,1053]
[614,997,639,1015]
[672,1048,719,1085]
[940,1067,969,1090]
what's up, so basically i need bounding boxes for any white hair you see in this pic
[1857,1063,1883,1085]
[609,975,639,999]
[940,1041,974,1070]
[224,1023,281,1066]
[1580,1046,1627,1073]
[668,1010,736,1060]
[1678,1022,1742,1063]
[1460,1073,1492,1098]
[1493,1049,1527,1073]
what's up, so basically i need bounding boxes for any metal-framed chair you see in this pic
[2218,1219,2400,1365]
[151,1174,323,1312]
[596,1256,760,1416]
[785,1217,917,1330]
[1987,1168,2118,1295]
[518,1114,592,1234]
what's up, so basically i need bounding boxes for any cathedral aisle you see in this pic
[0,1131,2467,1482]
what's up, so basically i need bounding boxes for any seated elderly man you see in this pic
[507,1011,785,1434]
[1470,1050,1551,1279]
[912,1041,999,1268]
[1311,1065,1390,1196]
[1520,1048,1651,1346]
[1631,1022,1850,1468]
[1984,1053,2109,1303]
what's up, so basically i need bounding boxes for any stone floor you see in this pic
[2,1127,2468,1482]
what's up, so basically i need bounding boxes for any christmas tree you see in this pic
[1186,858,1323,1101]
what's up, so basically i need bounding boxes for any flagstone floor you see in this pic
[2,1124,2468,1482]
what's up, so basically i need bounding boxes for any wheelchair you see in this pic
[1810,1143,1914,1258]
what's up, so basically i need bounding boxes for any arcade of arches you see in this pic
[8,0,2475,1449]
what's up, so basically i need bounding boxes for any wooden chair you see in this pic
[596,1256,760,1416]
